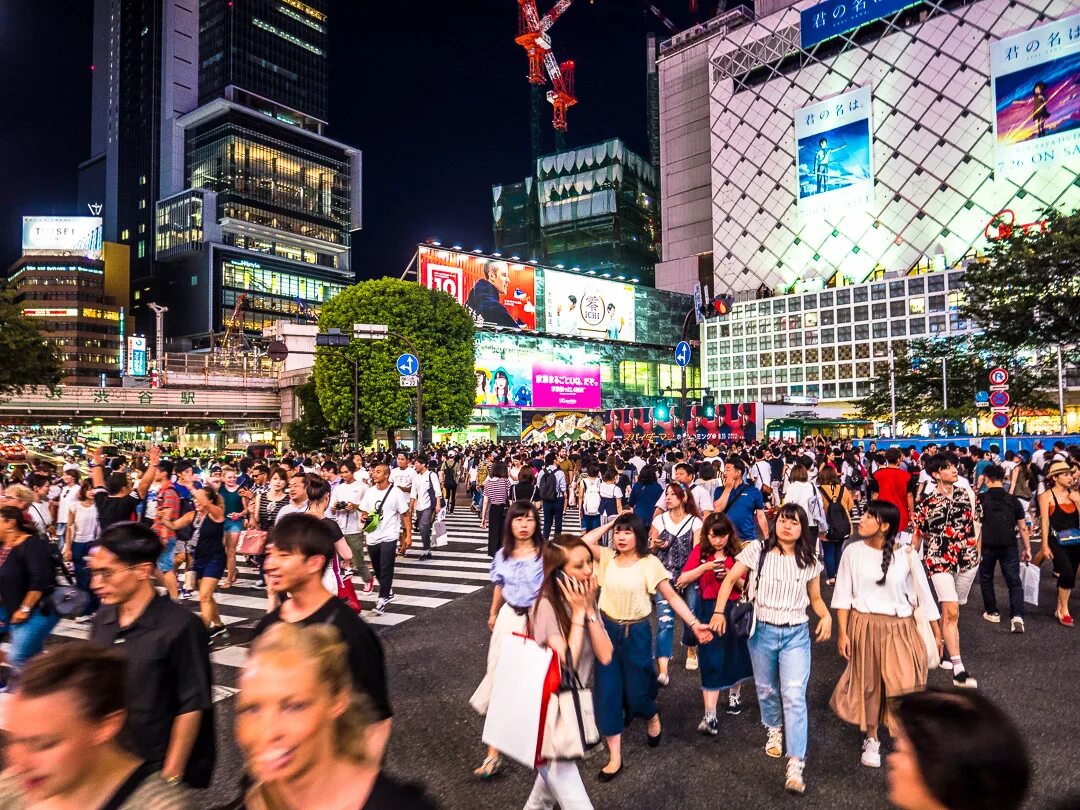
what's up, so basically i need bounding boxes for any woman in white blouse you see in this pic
[829,500,938,770]
[709,503,831,796]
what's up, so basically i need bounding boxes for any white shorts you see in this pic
[931,567,978,606]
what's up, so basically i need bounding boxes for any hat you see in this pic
[1046,460,1073,479]
[702,445,720,458]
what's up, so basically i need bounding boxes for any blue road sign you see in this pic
[396,353,419,376]
[975,390,990,403]
[992,412,1010,430]
[675,341,692,368]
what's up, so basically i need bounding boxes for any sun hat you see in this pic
[1046,460,1073,479]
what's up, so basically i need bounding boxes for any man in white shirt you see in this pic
[275,472,309,523]
[389,452,415,495]
[330,460,372,587]
[410,456,443,561]
[359,462,412,615]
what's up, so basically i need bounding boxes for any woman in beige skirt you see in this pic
[830,501,938,769]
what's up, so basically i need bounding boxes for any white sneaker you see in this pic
[656,672,670,687]
[938,659,953,671]
[982,611,1001,623]
[373,598,388,616]
[784,758,806,794]
[1011,617,1025,634]
[861,737,881,768]
[765,726,783,758]
[685,648,699,671]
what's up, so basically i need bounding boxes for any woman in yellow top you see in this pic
[581,512,712,781]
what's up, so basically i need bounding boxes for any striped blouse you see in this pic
[483,476,513,506]
[736,540,823,626]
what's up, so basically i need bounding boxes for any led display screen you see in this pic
[543,270,636,342]
[419,246,536,330]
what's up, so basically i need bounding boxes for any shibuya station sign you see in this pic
[22,216,103,260]
[991,13,1080,174]
[801,0,919,48]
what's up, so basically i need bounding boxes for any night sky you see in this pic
[0,1,715,277]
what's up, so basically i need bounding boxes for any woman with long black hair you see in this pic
[710,503,831,795]
[470,500,545,780]
[830,500,937,769]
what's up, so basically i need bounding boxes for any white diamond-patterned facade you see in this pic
[655,0,1080,407]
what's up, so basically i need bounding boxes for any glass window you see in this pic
[773,299,786,313]
[908,277,925,295]
[854,324,869,340]
[788,314,802,329]
[732,339,744,353]
[950,313,968,331]
[839,382,854,398]
[872,321,888,338]
[889,280,906,297]
[789,331,803,347]
[806,348,819,363]
[855,343,870,359]
[790,367,803,382]
[821,327,834,344]
[854,305,868,322]
[775,368,788,382]
[719,355,731,370]
[820,309,834,326]
[803,293,817,309]
[822,346,836,362]
[909,298,926,314]
[760,336,772,350]
[820,291,834,307]
[838,363,853,379]
[856,380,870,397]
[732,322,744,336]
[836,289,851,305]
[774,333,787,348]
[871,283,886,300]
[836,308,851,324]
[774,351,788,366]
[790,349,804,364]
[928,273,945,293]
[837,326,852,343]
[788,297,801,312]
[872,302,886,320]
[822,383,837,399]
[759,353,772,367]
[929,315,947,334]
[853,286,868,303]
[929,294,946,312]
[873,342,889,358]
[890,300,906,318]
[822,364,836,380]
[910,317,926,335]
[719,341,730,354]
[745,320,758,335]
[839,344,853,361]
[706,325,718,340]
[805,329,818,345]
[759,301,772,314]
[745,338,758,352]
[948,271,965,290]
[804,311,818,327]
[718,324,730,337]
[806,365,820,381]
[733,355,745,369]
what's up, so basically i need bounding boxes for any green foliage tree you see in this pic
[961,208,1080,350]
[0,290,63,397]
[286,380,335,452]
[313,279,475,437]
[857,337,1056,430]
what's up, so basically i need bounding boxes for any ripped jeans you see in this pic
[747,620,812,760]
[654,591,676,660]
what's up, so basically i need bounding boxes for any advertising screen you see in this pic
[794,87,874,217]
[991,13,1080,174]
[474,335,536,408]
[419,246,536,330]
[127,337,148,377]
[21,216,103,260]
[544,271,636,342]
[532,362,602,410]
[801,0,914,49]
[521,411,605,443]
[601,403,757,444]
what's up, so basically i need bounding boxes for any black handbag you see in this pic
[46,539,90,618]
[731,544,769,638]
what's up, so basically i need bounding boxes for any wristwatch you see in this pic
[585,613,598,624]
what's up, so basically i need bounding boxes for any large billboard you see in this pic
[801,0,914,49]
[544,270,636,342]
[532,363,602,410]
[601,403,758,444]
[419,246,536,330]
[521,411,605,443]
[22,216,103,260]
[794,87,874,217]
[474,333,603,410]
[991,13,1080,174]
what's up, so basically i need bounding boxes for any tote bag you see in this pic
[905,548,941,669]
[540,648,599,761]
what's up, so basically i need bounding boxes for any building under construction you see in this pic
[492,138,661,283]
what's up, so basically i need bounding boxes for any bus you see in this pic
[766,413,874,442]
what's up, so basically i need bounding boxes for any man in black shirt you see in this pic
[255,513,393,760]
[91,445,157,532]
[89,521,215,788]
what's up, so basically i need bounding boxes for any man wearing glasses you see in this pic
[89,521,216,789]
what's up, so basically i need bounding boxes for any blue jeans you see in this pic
[71,540,100,616]
[681,583,701,647]
[595,615,658,736]
[821,541,843,579]
[654,591,676,660]
[542,500,564,541]
[748,621,812,760]
[581,513,602,533]
[6,609,61,674]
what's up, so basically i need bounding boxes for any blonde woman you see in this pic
[232,622,438,809]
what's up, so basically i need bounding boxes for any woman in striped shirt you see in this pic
[710,503,831,796]
[480,461,513,557]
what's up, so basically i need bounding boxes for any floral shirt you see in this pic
[911,486,983,574]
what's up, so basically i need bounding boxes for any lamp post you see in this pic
[888,345,897,438]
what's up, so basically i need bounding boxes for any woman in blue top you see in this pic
[469,500,546,780]
[629,465,663,527]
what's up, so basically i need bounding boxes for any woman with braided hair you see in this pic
[829,500,938,770]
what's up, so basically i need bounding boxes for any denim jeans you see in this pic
[8,609,61,674]
[71,540,100,616]
[654,591,676,659]
[821,541,843,579]
[979,544,1024,619]
[542,500,564,541]
[595,616,657,736]
[747,621,812,760]
[524,760,593,809]
[681,583,701,647]
[581,513,602,533]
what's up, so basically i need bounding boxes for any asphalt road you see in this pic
[190,551,1080,810]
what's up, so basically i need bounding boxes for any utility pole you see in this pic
[888,345,897,438]
[1058,343,1066,437]
[941,357,948,412]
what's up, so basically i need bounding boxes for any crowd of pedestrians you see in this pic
[0,433,1076,806]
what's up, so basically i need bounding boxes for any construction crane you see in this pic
[515,0,578,158]
[217,293,249,365]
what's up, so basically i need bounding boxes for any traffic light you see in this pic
[702,394,715,418]
[653,405,668,421]
[711,293,735,317]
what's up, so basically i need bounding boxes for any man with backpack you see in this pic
[977,465,1030,633]
[577,463,603,533]
[536,452,567,541]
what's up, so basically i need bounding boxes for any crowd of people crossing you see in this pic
[0,433,1076,806]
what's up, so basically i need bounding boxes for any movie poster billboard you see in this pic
[532,363,602,410]
[794,86,873,216]
[521,411,605,443]
[419,246,536,330]
[544,270,636,342]
[991,13,1080,174]
[601,403,757,444]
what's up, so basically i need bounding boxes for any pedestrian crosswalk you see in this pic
[38,498,588,687]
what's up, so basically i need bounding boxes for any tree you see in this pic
[313,279,475,436]
[961,208,1080,350]
[286,380,335,452]
[857,337,1056,429]
[0,290,62,397]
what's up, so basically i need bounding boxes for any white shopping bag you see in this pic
[481,632,559,768]
[433,514,448,547]
[1020,562,1040,606]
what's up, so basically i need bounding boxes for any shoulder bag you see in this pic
[904,547,941,669]
[540,645,600,761]
[46,539,89,618]
[730,543,769,638]
[1050,490,1080,545]
[237,494,269,555]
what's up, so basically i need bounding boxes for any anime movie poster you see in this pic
[473,333,534,408]
[419,246,536,330]
[794,86,874,217]
[521,412,605,443]
[601,403,758,443]
[991,13,1080,174]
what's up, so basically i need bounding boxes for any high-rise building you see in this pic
[79,0,360,342]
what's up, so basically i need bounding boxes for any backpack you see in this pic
[537,469,559,502]
[175,493,196,543]
[582,478,602,516]
[821,487,851,542]
[980,492,1018,547]
[845,466,865,490]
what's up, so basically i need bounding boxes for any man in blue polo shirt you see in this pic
[712,459,769,542]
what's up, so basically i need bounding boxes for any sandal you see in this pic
[474,755,503,780]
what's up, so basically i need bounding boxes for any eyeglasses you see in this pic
[88,565,139,582]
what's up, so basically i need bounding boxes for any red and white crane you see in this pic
[514,0,578,134]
